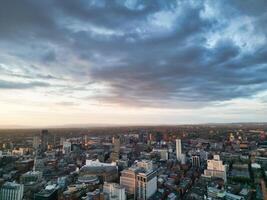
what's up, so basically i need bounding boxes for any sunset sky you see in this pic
[0,0,267,127]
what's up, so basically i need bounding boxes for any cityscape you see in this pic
[0,125,267,200]
[1,0,267,200]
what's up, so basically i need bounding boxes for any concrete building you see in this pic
[20,171,44,199]
[60,137,66,146]
[176,139,182,161]
[40,129,49,152]
[84,189,104,200]
[152,148,168,160]
[192,155,200,168]
[34,184,58,200]
[120,160,157,200]
[120,168,138,199]
[33,136,40,150]
[111,136,120,162]
[77,175,99,185]
[112,137,120,153]
[136,170,157,200]
[204,155,227,182]
[0,182,24,200]
[136,160,153,171]
[207,187,244,200]
[103,182,126,200]
[63,141,72,154]
[79,160,118,182]
[20,171,43,185]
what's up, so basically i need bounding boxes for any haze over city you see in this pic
[0,0,267,127]
[2,1,267,200]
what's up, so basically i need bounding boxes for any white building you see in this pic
[176,139,182,161]
[204,155,227,182]
[180,153,186,164]
[103,182,126,200]
[85,159,117,167]
[63,141,72,154]
[0,182,24,200]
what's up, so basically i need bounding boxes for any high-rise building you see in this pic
[120,168,138,199]
[136,170,157,200]
[84,135,88,145]
[176,139,182,161]
[120,160,157,200]
[204,155,227,182]
[33,136,40,150]
[111,136,120,162]
[0,182,24,200]
[40,130,49,152]
[63,141,72,154]
[103,182,126,200]
[192,155,200,168]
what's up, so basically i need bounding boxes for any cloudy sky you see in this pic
[0,0,267,127]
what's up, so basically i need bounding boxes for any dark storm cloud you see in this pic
[0,0,267,108]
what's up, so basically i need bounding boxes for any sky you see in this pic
[0,0,267,127]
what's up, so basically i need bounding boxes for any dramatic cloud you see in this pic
[0,0,267,125]
[0,80,50,89]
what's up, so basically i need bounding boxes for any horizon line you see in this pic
[0,121,267,130]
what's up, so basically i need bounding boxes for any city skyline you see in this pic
[1,0,267,127]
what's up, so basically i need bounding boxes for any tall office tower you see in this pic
[176,139,182,161]
[33,136,40,150]
[120,168,138,199]
[0,182,24,200]
[120,160,157,200]
[63,141,72,154]
[40,129,49,152]
[84,135,88,145]
[204,155,227,182]
[192,155,200,168]
[111,136,120,162]
[103,182,126,200]
[136,170,157,200]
